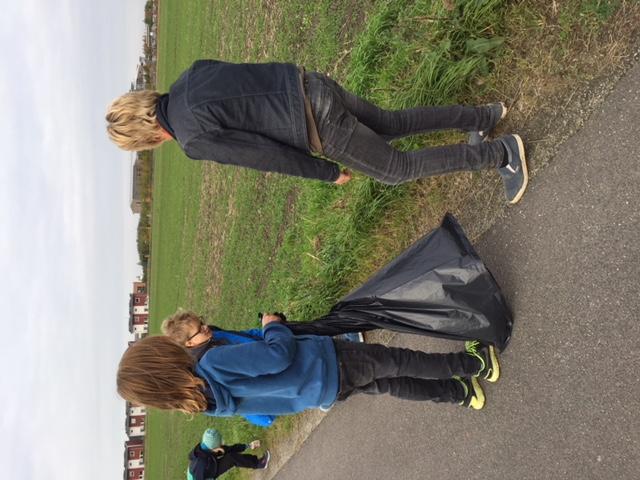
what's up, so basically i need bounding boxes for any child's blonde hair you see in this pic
[105,90,164,151]
[117,336,208,414]
[161,309,203,345]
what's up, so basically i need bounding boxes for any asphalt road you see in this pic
[273,61,640,480]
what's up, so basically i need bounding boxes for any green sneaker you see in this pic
[455,376,486,410]
[465,340,500,383]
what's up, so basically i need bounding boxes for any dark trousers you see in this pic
[216,452,261,476]
[306,72,505,185]
[334,340,480,404]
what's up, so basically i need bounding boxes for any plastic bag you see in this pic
[286,214,513,351]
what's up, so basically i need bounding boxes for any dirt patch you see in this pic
[257,0,284,61]
[183,163,240,307]
[254,186,300,297]
[276,188,299,249]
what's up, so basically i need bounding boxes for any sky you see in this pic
[0,1,148,479]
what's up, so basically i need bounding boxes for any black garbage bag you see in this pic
[285,213,513,351]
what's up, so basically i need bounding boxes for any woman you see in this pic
[106,59,527,203]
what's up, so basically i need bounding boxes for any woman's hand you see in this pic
[249,440,261,450]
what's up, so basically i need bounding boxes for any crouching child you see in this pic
[187,428,270,480]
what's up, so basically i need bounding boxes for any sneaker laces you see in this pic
[465,340,481,353]
[464,340,486,376]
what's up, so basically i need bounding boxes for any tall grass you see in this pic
[267,0,507,319]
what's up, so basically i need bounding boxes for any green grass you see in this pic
[143,0,635,479]
[146,2,506,479]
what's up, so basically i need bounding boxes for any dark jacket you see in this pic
[195,323,339,416]
[188,443,247,480]
[156,60,340,182]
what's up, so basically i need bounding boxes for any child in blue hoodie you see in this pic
[117,315,499,415]
[161,309,362,426]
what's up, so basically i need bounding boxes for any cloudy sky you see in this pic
[0,1,148,479]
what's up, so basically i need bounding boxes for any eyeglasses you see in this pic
[186,322,207,342]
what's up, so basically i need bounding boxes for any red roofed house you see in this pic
[124,437,145,480]
[129,282,149,340]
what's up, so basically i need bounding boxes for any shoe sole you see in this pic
[498,102,507,121]
[508,133,528,205]
[485,346,500,383]
[469,377,485,410]
[261,451,271,469]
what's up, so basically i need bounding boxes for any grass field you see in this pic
[144,1,639,479]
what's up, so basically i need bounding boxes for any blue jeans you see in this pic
[306,72,505,185]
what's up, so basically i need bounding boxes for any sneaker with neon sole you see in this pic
[455,376,486,410]
[465,340,500,383]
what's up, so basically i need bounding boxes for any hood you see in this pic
[196,365,237,416]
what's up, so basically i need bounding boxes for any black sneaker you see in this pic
[455,376,486,410]
[257,450,271,469]
[465,340,500,382]
[497,134,528,204]
[468,102,507,145]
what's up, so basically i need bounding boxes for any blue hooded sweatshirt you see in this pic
[195,323,339,416]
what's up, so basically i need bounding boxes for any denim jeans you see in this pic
[334,340,479,404]
[306,72,505,185]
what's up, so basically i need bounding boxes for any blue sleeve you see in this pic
[242,328,263,338]
[214,328,262,344]
[243,414,276,427]
[200,323,297,376]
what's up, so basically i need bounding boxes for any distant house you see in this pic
[126,402,147,438]
[129,281,149,339]
[124,437,145,480]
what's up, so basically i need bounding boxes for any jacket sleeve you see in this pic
[221,444,247,454]
[242,328,264,338]
[200,323,297,376]
[184,130,341,182]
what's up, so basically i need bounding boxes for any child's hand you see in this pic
[334,169,352,185]
[261,314,281,327]
[249,440,261,449]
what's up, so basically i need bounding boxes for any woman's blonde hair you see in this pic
[105,90,164,151]
[117,336,208,414]
[161,309,203,344]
